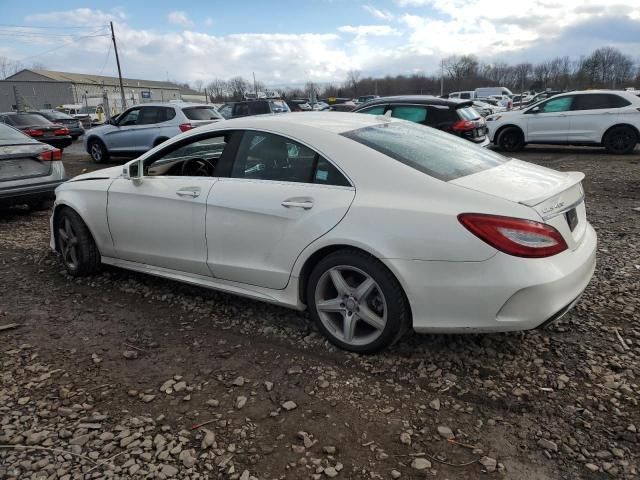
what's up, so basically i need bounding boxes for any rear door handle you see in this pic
[281,198,313,209]
[176,187,201,198]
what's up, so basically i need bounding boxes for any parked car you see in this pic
[0,112,72,150]
[487,90,640,154]
[448,91,475,100]
[216,103,233,119]
[51,112,596,353]
[329,101,356,112]
[475,87,513,98]
[510,94,533,107]
[84,102,224,163]
[311,101,330,111]
[353,96,489,147]
[356,95,380,104]
[286,100,312,112]
[472,100,498,117]
[231,99,291,118]
[30,110,84,140]
[0,122,66,209]
[524,91,564,106]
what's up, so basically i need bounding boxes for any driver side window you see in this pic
[537,96,573,113]
[118,108,140,126]
[145,134,229,177]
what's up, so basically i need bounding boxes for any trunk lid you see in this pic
[450,159,587,249]
[0,144,52,181]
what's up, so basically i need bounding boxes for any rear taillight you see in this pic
[179,123,195,132]
[451,120,475,132]
[38,149,62,161]
[54,127,69,136]
[458,213,568,258]
[24,129,44,137]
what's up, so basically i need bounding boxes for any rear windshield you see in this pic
[7,114,52,127]
[0,123,33,144]
[269,100,290,113]
[341,121,507,181]
[457,107,481,120]
[182,107,222,120]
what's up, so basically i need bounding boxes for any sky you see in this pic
[1,0,639,87]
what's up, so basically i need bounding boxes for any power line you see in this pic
[16,29,112,62]
[98,41,113,76]
[0,23,102,29]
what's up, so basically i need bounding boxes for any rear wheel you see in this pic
[604,126,637,154]
[55,208,101,276]
[306,249,409,353]
[497,127,525,152]
[88,139,109,163]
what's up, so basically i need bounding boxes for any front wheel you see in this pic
[604,126,637,154]
[306,249,409,353]
[55,208,101,276]
[497,127,525,152]
[88,139,109,163]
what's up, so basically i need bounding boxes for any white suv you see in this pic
[487,90,640,154]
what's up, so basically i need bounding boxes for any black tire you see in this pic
[88,138,109,163]
[497,127,525,152]
[54,207,101,276]
[604,126,637,155]
[306,249,410,353]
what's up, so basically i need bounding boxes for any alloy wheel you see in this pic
[610,133,633,153]
[58,217,79,270]
[90,143,102,161]
[314,265,387,347]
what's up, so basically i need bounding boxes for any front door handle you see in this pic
[282,198,313,209]
[176,187,201,198]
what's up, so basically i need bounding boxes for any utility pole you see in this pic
[110,21,127,111]
[252,72,257,96]
[440,59,444,97]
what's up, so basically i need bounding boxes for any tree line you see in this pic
[194,47,639,102]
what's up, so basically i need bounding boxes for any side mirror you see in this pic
[529,106,540,114]
[123,160,142,180]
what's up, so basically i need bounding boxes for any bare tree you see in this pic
[345,69,361,97]
[0,56,23,80]
[227,76,249,101]
[192,79,204,92]
[206,79,228,101]
[31,62,46,71]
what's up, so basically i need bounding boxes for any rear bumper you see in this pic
[0,179,66,204]
[384,223,597,333]
[40,137,73,149]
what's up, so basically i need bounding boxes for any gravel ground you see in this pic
[0,140,639,479]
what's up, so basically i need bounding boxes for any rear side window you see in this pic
[357,105,386,115]
[457,107,480,120]
[460,92,472,99]
[182,107,221,120]
[233,103,249,116]
[269,100,290,113]
[572,94,631,111]
[248,102,270,115]
[390,105,427,123]
[6,114,52,126]
[342,121,506,181]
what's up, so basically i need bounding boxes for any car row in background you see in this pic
[30,110,84,139]
[0,122,66,209]
[487,90,640,154]
[0,112,73,150]
[84,102,223,163]
[353,96,489,147]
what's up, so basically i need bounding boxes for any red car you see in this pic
[0,112,73,150]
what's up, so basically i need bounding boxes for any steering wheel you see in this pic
[181,158,214,177]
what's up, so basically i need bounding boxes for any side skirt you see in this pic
[100,256,305,310]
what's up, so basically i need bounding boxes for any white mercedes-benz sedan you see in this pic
[50,112,597,353]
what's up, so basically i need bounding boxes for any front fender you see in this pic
[52,179,115,257]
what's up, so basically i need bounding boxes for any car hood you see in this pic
[450,159,584,209]
[70,165,123,182]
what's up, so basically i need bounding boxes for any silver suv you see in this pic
[84,102,223,163]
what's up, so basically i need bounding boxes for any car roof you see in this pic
[129,102,213,109]
[357,95,471,108]
[546,90,640,102]
[192,111,402,135]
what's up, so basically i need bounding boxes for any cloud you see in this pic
[363,5,394,21]
[25,7,125,25]
[338,25,400,36]
[167,11,193,27]
[204,17,214,26]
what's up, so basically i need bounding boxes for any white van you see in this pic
[475,87,513,98]
[448,91,475,100]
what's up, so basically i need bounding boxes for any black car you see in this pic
[30,110,84,140]
[231,99,291,118]
[353,96,488,146]
[0,112,73,150]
